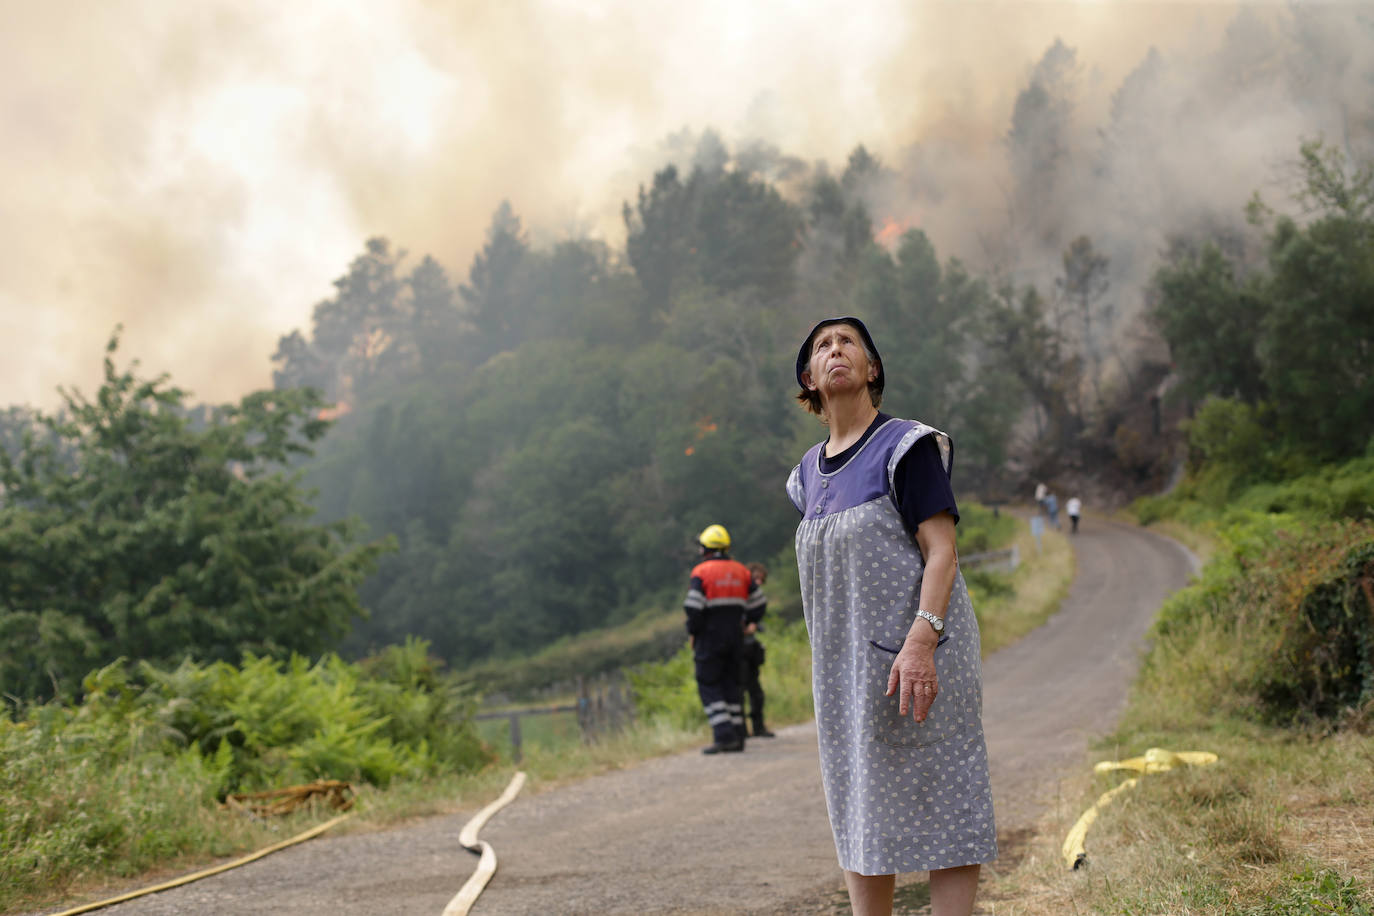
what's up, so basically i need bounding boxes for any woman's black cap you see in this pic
[794,316,884,394]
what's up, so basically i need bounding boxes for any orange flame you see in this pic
[875,217,910,249]
[317,401,352,421]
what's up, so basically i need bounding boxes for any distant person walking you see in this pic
[683,525,765,754]
[787,317,996,916]
[743,562,774,738]
[1034,481,1048,515]
[1045,492,1060,530]
[1066,496,1082,534]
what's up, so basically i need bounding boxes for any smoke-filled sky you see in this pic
[0,0,1348,409]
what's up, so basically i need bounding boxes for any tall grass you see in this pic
[983,511,1374,915]
[0,639,489,914]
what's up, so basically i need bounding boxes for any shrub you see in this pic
[1258,535,1374,720]
[958,502,1019,554]
[1144,518,1374,726]
[626,648,700,730]
[1185,397,1277,479]
[0,640,493,910]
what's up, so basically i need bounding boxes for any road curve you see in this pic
[63,517,1194,916]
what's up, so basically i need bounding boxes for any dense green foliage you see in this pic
[0,638,487,910]
[1135,444,1374,529]
[275,138,1133,671]
[1153,141,1374,463]
[1135,440,1374,726]
[1149,516,1374,724]
[0,336,391,703]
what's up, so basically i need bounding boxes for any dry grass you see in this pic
[977,729,1374,915]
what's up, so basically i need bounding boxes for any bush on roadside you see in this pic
[958,502,1019,554]
[0,694,233,910]
[1142,517,1374,728]
[0,639,491,911]
[1133,446,1374,531]
[1258,533,1374,721]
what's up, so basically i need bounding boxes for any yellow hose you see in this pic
[48,812,354,916]
[1061,778,1137,869]
[1063,747,1219,869]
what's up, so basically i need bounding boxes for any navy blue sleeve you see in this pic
[892,434,959,535]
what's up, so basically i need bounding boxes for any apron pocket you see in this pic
[865,639,967,749]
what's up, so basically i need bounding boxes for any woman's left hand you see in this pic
[885,638,939,722]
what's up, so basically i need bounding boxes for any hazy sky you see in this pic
[1,0,1248,409]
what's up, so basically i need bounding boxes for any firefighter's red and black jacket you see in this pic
[683,551,766,646]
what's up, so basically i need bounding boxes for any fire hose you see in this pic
[443,771,528,916]
[47,810,355,916]
[1062,747,1219,869]
[44,773,528,916]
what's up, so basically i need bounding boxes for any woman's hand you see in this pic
[885,636,939,721]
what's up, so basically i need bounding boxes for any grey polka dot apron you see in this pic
[787,418,998,875]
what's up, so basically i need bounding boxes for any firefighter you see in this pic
[683,524,765,754]
[743,562,774,738]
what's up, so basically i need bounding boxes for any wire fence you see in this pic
[474,672,635,762]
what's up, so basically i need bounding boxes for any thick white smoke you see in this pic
[2,0,1366,408]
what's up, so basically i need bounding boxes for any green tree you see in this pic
[1153,141,1374,460]
[624,164,694,324]
[805,172,873,278]
[852,230,1022,491]
[694,170,802,300]
[1057,235,1113,407]
[1006,38,1080,249]
[272,237,417,405]
[0,406,51,463]
[983,284,1084,454]
[1259,142,1374,457]
[406,254,464,374]
[0,333,390,702]
[461,201,533,354]
[625,158,802,321]
[1151,241,1269,404]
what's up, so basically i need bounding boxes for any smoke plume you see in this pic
[2,0,1367,407]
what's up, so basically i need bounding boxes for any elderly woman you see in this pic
[785,317,996,916]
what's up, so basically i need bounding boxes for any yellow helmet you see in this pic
[697,524,731,550]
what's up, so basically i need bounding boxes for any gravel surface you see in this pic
[36,517,1194,916]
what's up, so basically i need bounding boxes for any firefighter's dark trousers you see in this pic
[741,637,766,734]
[695,639,745,746]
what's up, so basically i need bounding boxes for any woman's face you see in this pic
[802,323,878,402]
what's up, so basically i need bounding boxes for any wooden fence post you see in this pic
[508,712,523,764]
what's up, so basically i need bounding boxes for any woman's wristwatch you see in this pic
[915,609,945,635]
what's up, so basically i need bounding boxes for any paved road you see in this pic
[64,517,1194,916]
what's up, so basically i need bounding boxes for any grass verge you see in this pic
[977,516,1374,916]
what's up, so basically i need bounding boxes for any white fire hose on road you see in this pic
[443,771,528,915]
